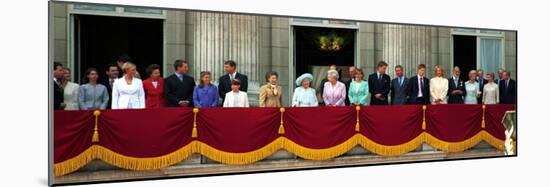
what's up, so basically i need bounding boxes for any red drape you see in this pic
[54,104,516,176]
[359,105,423,145]
[283,107,356,149]
[98,108,194,157]
[196,107,280,152]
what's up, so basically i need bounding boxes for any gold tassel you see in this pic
[92,110,101,142]
[422,105,427,130]
[355,106,361,132]
[481,105,486,129]
[279,108,285,134]
[192,108,199,138]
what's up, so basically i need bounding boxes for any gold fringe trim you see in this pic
[283,135,359,160]
[54,131,506,176]
[358,134,424,156]
[92,110,101,142]
[198,138,284,164]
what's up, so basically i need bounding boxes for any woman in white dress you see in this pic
[429,65,449,104]
[482,72,499,104]
[292,73,318,107]
[464,70,480,104]
[112,62,145,109]
[61,67,79,110]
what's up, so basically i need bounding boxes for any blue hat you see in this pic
[295,73,314,86]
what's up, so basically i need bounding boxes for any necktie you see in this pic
[399,77,403,86]
[379,74,382,81]
[109,79,114,88]
[506,80,509,90]
[454,78,458,87]
[178,75,183,82]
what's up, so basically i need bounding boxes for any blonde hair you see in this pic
[121,62,136,74]
[434,65,444,77]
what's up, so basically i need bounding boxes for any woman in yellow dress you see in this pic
[259,71,283,107]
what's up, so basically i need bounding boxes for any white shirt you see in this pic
[430,76,449,104]
[111,76,145,109]
[223,91,249,107]
[417,75,424,97]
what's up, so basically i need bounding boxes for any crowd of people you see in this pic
[53,56,516,111]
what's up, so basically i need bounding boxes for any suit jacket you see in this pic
[477,79,488,104]
[100,78,115,109]
[218,72,248,102]
[447,77,466,104]
[344,79,352,106]
[390,76,408,105]
[406,75,430,105]
[54,80,64,110]
[259,83,283,107]
[164,74,196,107]
[499,79,516,104]
[368,73,391,105]
[143,78,166,108]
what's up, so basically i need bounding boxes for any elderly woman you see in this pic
[483,72,499,104]
[464,70,481,104]
[259,71,283,107]
[348,68,369,106]
[292,73,318,107]
[193,71,219,108]
[323,70,346,106]
[429,65,449,104]
[78,68,109,110]
[61,67,80,110]
[112,62,145,109]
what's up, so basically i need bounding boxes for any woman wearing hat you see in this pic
[292,73,318,107]
[348,68,369,106]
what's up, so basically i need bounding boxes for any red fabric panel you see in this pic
[54,110,95,163]
[98,108,194,157]
[426,104,482,142]
[196,107,280,152]
[360,105,423,145]
[485,104,516,140]
[283,107,356,149]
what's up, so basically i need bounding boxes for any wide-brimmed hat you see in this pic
[295,73,314,86]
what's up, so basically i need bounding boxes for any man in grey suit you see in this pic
[390,65,408,105]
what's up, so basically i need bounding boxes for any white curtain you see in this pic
[192,12,262,84]
[479,38,502,75]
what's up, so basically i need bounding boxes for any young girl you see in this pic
[223,79,249,107]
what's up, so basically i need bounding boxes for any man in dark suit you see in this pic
[100,64,119,109]
[368,61,391,105]
[344,66,357,106]
[476,69,488,104]
[406,64,430,105]
[499,71,516,104]
[164,59,196,107]
[448,66,466,104]
[390,65,408,105]
[218,60,248,104]
[53,62,65,110]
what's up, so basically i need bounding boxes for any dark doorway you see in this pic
[74,14,163,83]
[294,26,355,87]
[452,35,477,81]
